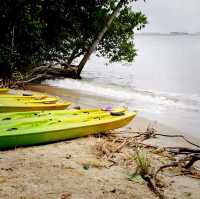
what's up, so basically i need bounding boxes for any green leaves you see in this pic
[128,174,146,184]
[97,5,147,63]
[0,0,147,76]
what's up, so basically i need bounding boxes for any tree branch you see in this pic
[155,133,200,148]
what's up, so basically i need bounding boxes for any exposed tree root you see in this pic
[154,133,200,148]
[145,176,164,199]
[154,162,179,182]
[0,64,79,88]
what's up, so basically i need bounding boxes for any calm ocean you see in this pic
[45,35,200,137]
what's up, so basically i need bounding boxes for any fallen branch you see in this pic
[166,147,200,154]
[23,74,52,83]
[154,162,179,182]
[6,64,79,88]
[154,151,200,183]
[155,133,200,148]
[144,176,164,199]
[184,155,200,169]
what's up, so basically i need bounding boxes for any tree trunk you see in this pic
[76,0,125,77]
[67,47,79,65]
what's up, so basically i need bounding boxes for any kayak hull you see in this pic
[0,90,68,112]
[0,94,47,99]
[0,110,135,149]
[0,97,59,104]
[0,88,9,93]
[0,103,70,112]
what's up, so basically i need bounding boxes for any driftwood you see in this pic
[0,62,82,88]
[166,147,200,154]
[0,63,79,88]
[24,64,78,82]
[88,126,200,199]
[154,133,200,148]
[166,147,200,168]
[154,147,200,185]
[154,162,179,182]
[143,129,200,199]
[148,130,200,182]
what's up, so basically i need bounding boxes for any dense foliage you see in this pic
[0,0,147,77]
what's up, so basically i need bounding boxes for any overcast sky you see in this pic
[133,0,200,33]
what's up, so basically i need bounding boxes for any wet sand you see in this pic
[0,84,199,199]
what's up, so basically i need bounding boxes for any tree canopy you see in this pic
[0,0,147,78]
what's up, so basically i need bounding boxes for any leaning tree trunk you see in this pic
[76,0,126,78]
[67,47,79,65]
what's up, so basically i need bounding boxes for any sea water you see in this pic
[45,35,200,137]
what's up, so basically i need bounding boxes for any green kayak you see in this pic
[0,108,136,149]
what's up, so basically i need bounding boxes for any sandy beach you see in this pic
[0,84,199,199]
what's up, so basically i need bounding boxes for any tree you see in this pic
[77,0,125,77]
[77,0,146,77]
[0,0,147,80]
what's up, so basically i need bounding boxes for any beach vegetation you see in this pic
[134,147,151,177]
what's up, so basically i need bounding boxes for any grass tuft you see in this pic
[134,147,151,177]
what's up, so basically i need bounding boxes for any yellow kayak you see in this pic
[0,107,136,149]
[0,88,9,93]
[0,89,65,104]
[0,96,59,103]
[0,94,47,99]
[0,100,71,112]
[0,89,70,112]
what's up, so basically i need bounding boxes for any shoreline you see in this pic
[26,83,200,146]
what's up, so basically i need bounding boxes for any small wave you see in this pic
[44,78,200,113]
